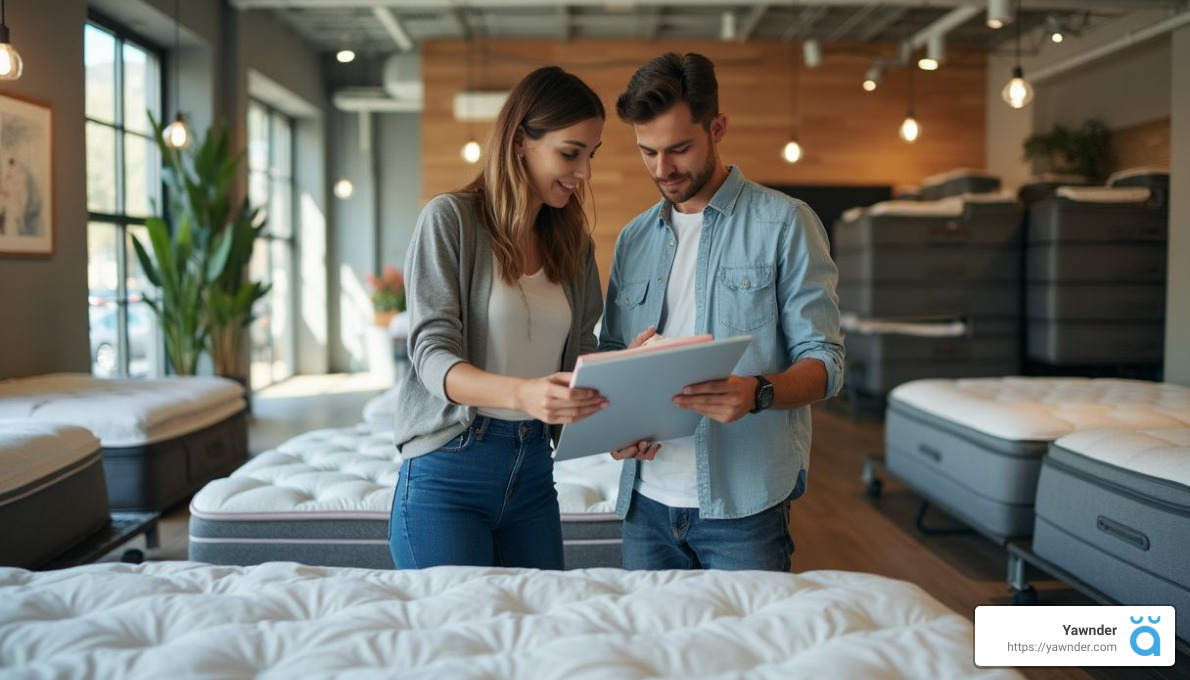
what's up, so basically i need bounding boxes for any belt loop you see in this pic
[541,421,550,441]
[474,416,489,441]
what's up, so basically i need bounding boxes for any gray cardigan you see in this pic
[392,193,604,458]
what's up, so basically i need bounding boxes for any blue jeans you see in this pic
[389,417,564,570]
[622,490,795,571]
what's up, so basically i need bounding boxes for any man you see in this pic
[599,52,844,572]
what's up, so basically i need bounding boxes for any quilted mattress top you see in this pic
[890,377,1190,442]
[1054,428,1190,487]
[0,421,100,497]
[0,373,245,447]
[189,426,620,519]
[0,562,1019,680]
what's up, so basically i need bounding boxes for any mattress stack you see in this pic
[0,422,109,568]
[1024,169,1169,371]
[189,426,624,569]
[835,193,1022,396]
[1016,174,1091,205]
[919,168,1002,201]
[1032,428,1190,642]
[885,377,1190,541]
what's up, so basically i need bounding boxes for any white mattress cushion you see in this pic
[191,427,620,519]
[361,386,397,430]
[1053,428,1190,487]
[867,197,964,217]
[0,421,100,497]
[890,378,1190,442]
[0,373,245,447]
[1054,186,1151,203]
[0,562,1020,680]
[1106,166,1169,186]
[841,313,967,338]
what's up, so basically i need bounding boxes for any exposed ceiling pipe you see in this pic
[334,87,421,113]
[373,7,414,52]
[232,0,1184,10]
[1029,8,1190,82]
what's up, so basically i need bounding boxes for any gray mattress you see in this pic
[847,333,1019,395]
[1026,284,1166,322]
[835,246,1020,284]
[838,283,1018,318]
[1025,244,1167,283]
[0,451,110,569]
[1027,322,1164,364]
[1032,432,1189,641]
[920,175,1002,201]
[885,400,1049,539]
[103,409,248,512]
[834,206,1021,250]
[1027,200,1167,245]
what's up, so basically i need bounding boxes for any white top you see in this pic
[0,420,100,499]
[1055,186,1151,203]
[840,312,967,338]
[637,208,702,508]
[478,259,571,421]
[0,563,1021,680]
[890,377,1190,442]
[1054,428,1190,487]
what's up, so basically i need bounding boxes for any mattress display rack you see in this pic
[860,453,987,537]
[38,512,160,570]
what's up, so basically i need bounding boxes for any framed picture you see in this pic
[0,92,53,257]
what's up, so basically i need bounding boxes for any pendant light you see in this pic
[781,32,803,164]
[899,41,920,143]
[460,11,480,165]
[1001,2,1034,109]
[162,0,192,150]
[0,0,23,80]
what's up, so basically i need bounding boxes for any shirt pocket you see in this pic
[615,279,650,310]
[716,265,777,332]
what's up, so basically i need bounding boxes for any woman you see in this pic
[388,66,607,570]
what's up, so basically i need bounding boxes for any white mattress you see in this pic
[190,426,620,520]
[0,421,100,498]
[1054,186,1151,203]
[890,377,1190,442]
[361,386,397,430]
[0,562,1020,680]
[1107,166,1169,186]
[1053,428,1190,487]
[0,373,246,447]
[841,313,967,338]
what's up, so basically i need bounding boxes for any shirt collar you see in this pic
[658,165,746,227]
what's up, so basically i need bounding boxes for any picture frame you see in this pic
[0,92,53,257]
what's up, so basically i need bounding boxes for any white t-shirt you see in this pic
[477,258,572,421]
[636,208,702,508]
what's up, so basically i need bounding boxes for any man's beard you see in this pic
[655,151,717,204]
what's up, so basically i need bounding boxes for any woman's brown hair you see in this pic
[461,66,605,285]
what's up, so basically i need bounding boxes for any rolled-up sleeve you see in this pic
[777,202,846,400]
[405,195,468,403]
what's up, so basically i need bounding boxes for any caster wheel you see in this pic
[866,478,883,499]
[1012,586,1037,606]
[120,548,145,564]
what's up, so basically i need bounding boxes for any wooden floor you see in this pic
[97,377,1187,680]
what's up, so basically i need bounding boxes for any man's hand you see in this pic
[672,374,757,424]
[610,439,661,461]
[627,326,658,350]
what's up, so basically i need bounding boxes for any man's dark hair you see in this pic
[616,52,719,129]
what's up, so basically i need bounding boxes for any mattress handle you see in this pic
[1095,515,1150,552]
[917,444,942,462]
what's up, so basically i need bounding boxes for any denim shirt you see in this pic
[599,166,844,519]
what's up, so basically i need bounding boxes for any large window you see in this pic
[84,21,163,378]
[247,100,296,389]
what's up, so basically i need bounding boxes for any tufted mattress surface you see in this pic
[0,562,1020,680]
[889,378,1190,443]
[0,373,245,447]
[1050,428,1190,488]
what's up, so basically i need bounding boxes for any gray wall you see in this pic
[0,0,91,379]
[1167,25,1190,385]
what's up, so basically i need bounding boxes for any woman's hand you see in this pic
[610,439,661,461]
[515,372,607,424]
[628,326,658,350]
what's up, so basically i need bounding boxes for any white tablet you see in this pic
[554,335,752,461]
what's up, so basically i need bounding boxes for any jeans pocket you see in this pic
[438,427,476,453]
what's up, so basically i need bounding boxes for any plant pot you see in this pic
[374,310,397,328]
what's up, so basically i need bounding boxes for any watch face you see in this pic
[759,384,775,409]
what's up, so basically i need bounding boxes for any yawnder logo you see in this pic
[1129,616,1161,657]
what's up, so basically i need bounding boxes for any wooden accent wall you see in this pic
[421,39,987,282]
[1109,117,1171,174]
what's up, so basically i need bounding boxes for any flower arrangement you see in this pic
[367,265,406,315]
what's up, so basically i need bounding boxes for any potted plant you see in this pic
[367,265,406,327]
[132,113,268,380]
[1022,119,1111,183]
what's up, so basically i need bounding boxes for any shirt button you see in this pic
[743,278,751,288]
[668,240,675,247]
[657,277,663,283]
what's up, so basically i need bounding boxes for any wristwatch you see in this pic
[750,375,774,414]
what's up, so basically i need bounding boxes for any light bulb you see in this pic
[1051,31,1064,43]
[333,179,354,199]
[899,116,920,143]
[917,57,938,71]
[1001,67,1034,109]
[162,114,192,150]
[782,140,802,164]
[461,140,481,164]
[0,42,22,80]
[336,50,356,63]
[862,65,881,92]
[987,0,1012,29]
[862,79,877,92]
